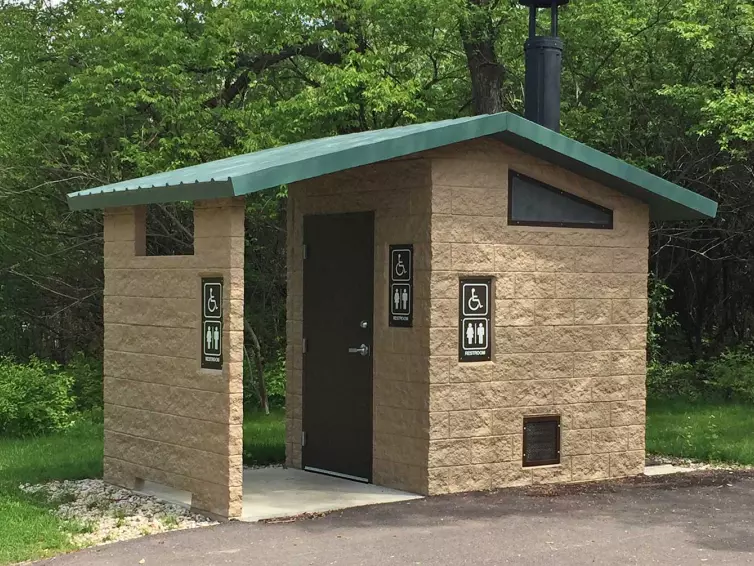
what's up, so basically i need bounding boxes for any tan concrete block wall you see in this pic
[103,198,245,518]
[286,160,432,494]
[426,139,649,494]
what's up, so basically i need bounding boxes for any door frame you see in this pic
[301,211,375,482]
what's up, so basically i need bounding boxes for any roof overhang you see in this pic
[67,112,717,221]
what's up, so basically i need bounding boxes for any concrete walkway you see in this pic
[140,467,421,522]
[42,470,754,565]
[240,467,421,521]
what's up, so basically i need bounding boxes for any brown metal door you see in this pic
[302,212,374,481]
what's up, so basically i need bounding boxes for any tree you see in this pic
[1,0,753,371]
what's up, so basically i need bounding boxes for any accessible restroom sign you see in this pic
[389,245,413,327]
[201,277,223,369]
[459,277,492,362]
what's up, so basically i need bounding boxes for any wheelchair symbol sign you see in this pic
[203,282,222,319]
[391,248,411,282]
[462,283,489,317]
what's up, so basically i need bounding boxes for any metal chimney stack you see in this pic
[519,0,568,132]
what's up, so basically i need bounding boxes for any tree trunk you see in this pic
[243,345,262,406]
[461,0,505,115]
[244,318,269,414]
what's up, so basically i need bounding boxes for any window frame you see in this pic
[507,170,614,230]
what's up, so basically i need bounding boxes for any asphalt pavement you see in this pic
[40,470,754,565]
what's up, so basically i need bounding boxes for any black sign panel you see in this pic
[523,416,561,467]
[201,277,223,370]
[459,277,492,362]
[389,245,413,327]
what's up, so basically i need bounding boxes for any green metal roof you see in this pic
[67,112,717,220]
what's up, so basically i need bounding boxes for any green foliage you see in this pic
[647,361,699,401]
[0,358,76,437]
[703,349,754,403]
[646,277,679,363]
[1,0,753,378]
[264,353,287,408]
[65,353,103,413]
[648,347,754,403]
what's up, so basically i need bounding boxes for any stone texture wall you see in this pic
[425,139,649,494]
[286,160,432,494]
[103,198,245,518]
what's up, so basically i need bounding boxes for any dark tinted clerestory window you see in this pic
[508,170,613,229]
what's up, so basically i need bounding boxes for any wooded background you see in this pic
[1,0,752,378]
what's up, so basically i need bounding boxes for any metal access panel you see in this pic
[523,416,561,467]
[201,277,223,370]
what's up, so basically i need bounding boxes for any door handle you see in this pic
[348,344,370,356]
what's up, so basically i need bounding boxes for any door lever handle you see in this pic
[348,344,370,356]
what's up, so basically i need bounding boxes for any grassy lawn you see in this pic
[647,399,754,465]
[243,408,286,466]
[0,409,285,565]
[0,419,103,565]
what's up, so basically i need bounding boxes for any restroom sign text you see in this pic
[459,277,492,362]
[201,277,223,369]
[389,245,413,328]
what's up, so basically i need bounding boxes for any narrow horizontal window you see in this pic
[508,171,613,229]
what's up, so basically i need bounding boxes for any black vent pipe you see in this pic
[519,0,569,132]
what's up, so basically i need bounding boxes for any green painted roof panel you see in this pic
[67,112,717,220]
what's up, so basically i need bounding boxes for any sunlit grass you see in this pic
[243,408,286,466]
[647,399,754,464]
[0,419,103,565]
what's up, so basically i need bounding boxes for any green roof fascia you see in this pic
[67,180,235,210]
[498,114,718,221]
[66,115,508,211]
[66,112,718,221]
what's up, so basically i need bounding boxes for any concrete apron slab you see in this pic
[241,467,422,522]
[644,464,696,476]
[136,468,422,522]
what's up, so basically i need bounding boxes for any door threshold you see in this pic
[304,466,370,483]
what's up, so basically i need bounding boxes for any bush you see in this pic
[0,357,76,436]
[65,352,103,412]
[648,347,754,403]
[647,361,700,401]
[265,353,286,408]
[705,349,754,403]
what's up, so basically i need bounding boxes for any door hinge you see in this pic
[302,338,307,354]
[303,244,308,260]
[301,431,307,447]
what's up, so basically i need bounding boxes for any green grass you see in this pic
[243,409,286,466]
[0,419,103,565]
[0,409,285,565]
[647,399,754,464]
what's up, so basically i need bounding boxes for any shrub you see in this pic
[243,351,286,410]
[705,349,754,403]
[0,357,76,436]
[264,353,286,408]
[647,361,701,401]
[65,352,103,411]
[647,347,754,403]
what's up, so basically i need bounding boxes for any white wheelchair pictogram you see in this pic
[207,288,219,313]
[467,289,483,312]
[394,256,407,278]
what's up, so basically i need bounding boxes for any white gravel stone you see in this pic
[19,479,218,547]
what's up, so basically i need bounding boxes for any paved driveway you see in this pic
[41,471,754,565]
